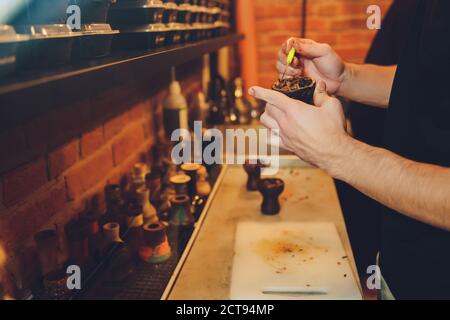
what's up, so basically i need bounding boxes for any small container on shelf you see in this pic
[177,4,193,23]
[190,0,206,6]
[190,23,205,41]
[72,23,119,60]
[203,23,216,39]
[165,23,184,45]
[210,7,222,23]
[162,2,180,23]
[219,9,230,23]
[108,0,166,26]
[179,24,193,43]
[213,21,230,37]
[198,6,209,23]
[15,24,82,70]
[0,25,28,78]
[113,23,168,50]
[189,5,202,24]
[205,7,220,23]
[69,0,117,24]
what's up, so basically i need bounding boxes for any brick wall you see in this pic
[0,61,203,265]
[254,0,394,87]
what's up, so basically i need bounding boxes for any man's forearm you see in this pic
[338,63,397,108]
[327,137,450,231]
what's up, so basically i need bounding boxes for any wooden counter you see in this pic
[166,157,362,300]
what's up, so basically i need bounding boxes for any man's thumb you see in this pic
[313,80,331,107]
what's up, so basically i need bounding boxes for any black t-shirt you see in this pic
[381,0,450,299]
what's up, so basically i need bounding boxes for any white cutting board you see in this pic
[230,222,362,300]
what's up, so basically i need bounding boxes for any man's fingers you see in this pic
[260,111,279,130]
[249,86,293,112]
[293,39,331,59]
[313,80,332,107]
[276,61,302,77]
[266,103,287,123]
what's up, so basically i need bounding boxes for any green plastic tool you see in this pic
[287,47,296,65]
[281,48,296,80]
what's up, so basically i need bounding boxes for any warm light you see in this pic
[0,243,6,268]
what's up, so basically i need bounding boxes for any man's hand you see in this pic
[277,38,347,95]
[249,81,349,172]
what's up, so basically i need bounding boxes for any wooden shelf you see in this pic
[0,34,243,132]
[0,34,243,96]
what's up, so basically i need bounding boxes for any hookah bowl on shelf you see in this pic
[139,222,171,264]
[168,194,194,227]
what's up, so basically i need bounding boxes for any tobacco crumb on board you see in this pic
[337,262,341,265]
[342,256,348,259]
[306,284,311,287]
[298,196,309,201]
[344,274,348,278]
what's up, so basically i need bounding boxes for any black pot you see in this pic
[180,24,192,43]
[191,0,206,6]
[211,7,221,23]
[70,0,116,23]
[272,77,316,105]
[243,160,264,192]
[108,0,165,26]
[72,24,118,60]
[198,6,208,23]
[176,4,192,23]
[15,24,78,70]
[189,6,202,23]
[165,23,184,45]
[258,178,285,216]
[162,2,179,23]
[0,26,28,78]
[113,24,167,49]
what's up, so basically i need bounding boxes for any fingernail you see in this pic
[248,88,255,96]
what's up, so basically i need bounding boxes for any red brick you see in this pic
[0,181,67,250]
[127,101,148,122]
[255,4,301,19]
[112,124,146,166]
[48,140,79,179]
[330,18,367,31]
[338,32,371,45]
[317,3,339,17]
[103,112,129,141]
[91,84,133,121]
[48,99,91,147]
[335,47,368,63]
[306,18,329,32]
[65,145,114,200]
[81,127,104,159]
[2,158,48,206]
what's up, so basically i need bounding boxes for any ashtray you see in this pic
[272,76,316,104]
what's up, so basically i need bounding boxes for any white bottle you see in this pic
[163,70,188,139]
